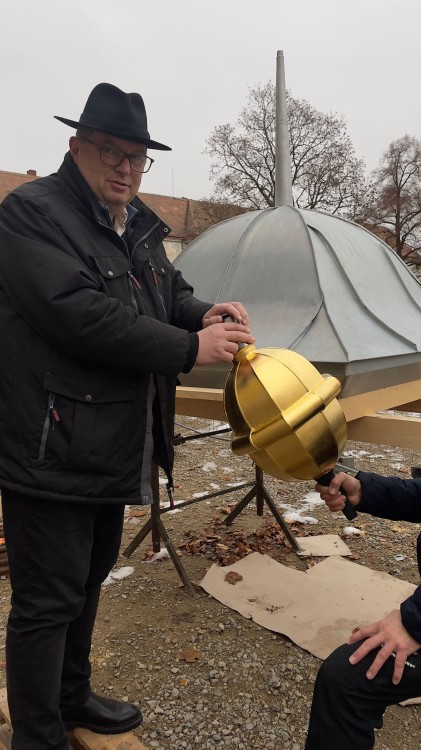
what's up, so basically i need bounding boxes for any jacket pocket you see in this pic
[91,254,135,303]
[37,371,137,475]
[91,254,133,280]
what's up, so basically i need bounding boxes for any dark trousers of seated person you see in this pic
[305,640,421,750]
[2,489,124,750]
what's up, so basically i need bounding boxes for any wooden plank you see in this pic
[176,381,421,423]
[175,383,421,449]
[347,413,421,449]
[340,380,421,422]
[0,690,149,750]
[0,690,13,750]
[0,726,11,750]
[176,386,226,420]
[70,728,150,750]
[394,399,421,413]
[0,691,10,725]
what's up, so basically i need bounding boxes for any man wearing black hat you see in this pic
[0,83,253,750]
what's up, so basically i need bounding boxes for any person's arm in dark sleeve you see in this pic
[0,223,195,378]
[167,264,213,332]
[357,472,421,643]
[401,585,421,643]
[357,471,421,522]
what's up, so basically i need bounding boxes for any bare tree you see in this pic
[363,135,421,269]
[197,198,250,226]
[205,82,370,219]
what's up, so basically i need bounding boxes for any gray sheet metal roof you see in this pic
[174,205,421,395]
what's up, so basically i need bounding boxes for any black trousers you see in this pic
[2,490,124,750]
[305,640,421,750]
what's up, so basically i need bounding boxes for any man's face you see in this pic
[69,131,146,213]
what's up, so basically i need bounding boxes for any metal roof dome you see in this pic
[174,204,421,397]
[175,51,421,399]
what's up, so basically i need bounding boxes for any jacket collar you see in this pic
[57,152,171,241]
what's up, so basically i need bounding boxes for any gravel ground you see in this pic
[0,417,420,749]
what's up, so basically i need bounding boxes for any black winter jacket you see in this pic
[0,153,211,503]
[358,471,421,643]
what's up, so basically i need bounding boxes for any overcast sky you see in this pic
[2,0,420,200]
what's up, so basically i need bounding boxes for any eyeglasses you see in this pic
[78,136,154,173]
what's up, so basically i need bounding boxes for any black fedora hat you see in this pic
[54,82,171,151]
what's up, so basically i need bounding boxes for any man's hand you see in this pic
[202,302,250,330]
[196,322,254,365]
[347,610,420,684]
[315,472,362,514]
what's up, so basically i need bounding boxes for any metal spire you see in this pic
[275,50,293,207]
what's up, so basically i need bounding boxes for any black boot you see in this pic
[61,692,142,734]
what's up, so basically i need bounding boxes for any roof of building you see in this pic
[0,169,248,242]
[0,169,39,201]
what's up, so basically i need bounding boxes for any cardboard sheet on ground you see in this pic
[200,553,416,660]
[296,534,352,557]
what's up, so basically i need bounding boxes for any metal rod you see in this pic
[158,518,199,599]
[275,50,293,207]
[173,426,231,445]
[121,481,255,557]
[255,465,265,516]
[261,487,303,552]
[122,517,152,558]
[224,464,302,552]
[223,485,259,525]
[335,462,359,476]
[160,481,255,514]
[151,464,161,553]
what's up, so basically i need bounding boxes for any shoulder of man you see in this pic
[2,172,60,207]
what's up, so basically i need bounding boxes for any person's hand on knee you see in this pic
[347,610,420,684]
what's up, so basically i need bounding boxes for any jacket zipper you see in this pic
[38,393,60,460]
[149,260,167,316]
[95,215,160,258]
[127,270,141,312]
[96,214,166,314]
[131,220,161,256]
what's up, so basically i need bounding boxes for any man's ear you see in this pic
[69,136,80,163]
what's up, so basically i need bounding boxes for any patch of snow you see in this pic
[283,511,318,525]
[202,462,217,472]
[102,566,135,586]
[342,526,363,536]
[302,491,325,508]
[145,548,170,563]
[278,491,324,517]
